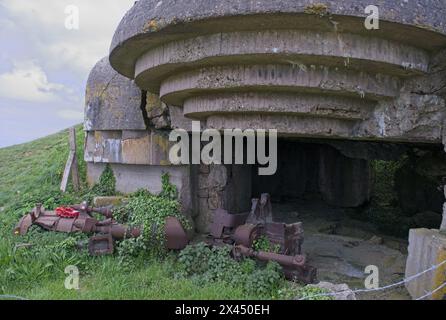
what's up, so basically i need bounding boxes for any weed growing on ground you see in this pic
[114,173,191,257]
[177,243,286,298]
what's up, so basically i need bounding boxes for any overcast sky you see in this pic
[0,0,135,148]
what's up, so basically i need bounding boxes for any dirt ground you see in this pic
[274,200,411,300]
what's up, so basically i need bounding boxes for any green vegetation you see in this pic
[252,235,281,253]
[371,160,403,208]
[278,285,332,301]
[0,126,317,300]
[90,164,116,197]
[358,158,413,238]
[304,4,330,17]
[114,178,191,257]
[178,243,284,298]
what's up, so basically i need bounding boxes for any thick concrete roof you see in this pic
[85,57,146,131]
[110,0,446,79]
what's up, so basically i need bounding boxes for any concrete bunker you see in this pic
[83,0,446,299]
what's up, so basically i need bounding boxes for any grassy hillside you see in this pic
[0,125,86,208]
[0,127,310,300]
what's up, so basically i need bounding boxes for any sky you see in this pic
[0,0,136,148]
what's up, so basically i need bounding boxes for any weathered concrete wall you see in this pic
[87,163,193,216]
[405,228,446,300]
[253,143,319,200]
[85,57,146,131]
[442,206,446,231]
[318,145,371,207]
[84,130,173,165]
[442,185,446,231]
[252,141,371,207]
[84,57,196,217]
[195,164,252,233]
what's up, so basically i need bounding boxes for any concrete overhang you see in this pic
[106,0,446,143]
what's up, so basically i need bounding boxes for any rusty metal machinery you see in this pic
[232,245,317,285]
[14,193,316,283]
[14,202,189,255]
[208,193,317,284]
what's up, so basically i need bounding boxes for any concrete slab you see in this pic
[405,228,446,300]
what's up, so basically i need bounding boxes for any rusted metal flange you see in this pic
[165,217,189,250]
[233,224,261,247]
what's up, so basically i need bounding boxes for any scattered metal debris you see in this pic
[208,193,317,284]
[247,193,273,224]
[14,202,189,255]
[13,193,316,284]
[233,245,317,285]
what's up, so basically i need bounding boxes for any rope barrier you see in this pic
[0,294,28,300]
[299,259,446,300]
[416,281,446,300]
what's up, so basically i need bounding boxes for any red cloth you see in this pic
[55,207,80,219]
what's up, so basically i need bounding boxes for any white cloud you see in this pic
[43,39,110,75]
[2,0,135,74]
[57,109,84,120]
[0,61,68,102]
[0,17,15,30]
[0,1,135,147]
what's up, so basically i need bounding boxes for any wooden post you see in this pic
[60,127,80,192]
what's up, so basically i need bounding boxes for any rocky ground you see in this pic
[274,200,411,300]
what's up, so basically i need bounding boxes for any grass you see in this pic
[0,126,305,300]
[0,125,86,207]
[4,255,251,300]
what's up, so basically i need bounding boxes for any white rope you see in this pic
[299,259,446,300]
[0,294,28,300]
[415,281,446,300]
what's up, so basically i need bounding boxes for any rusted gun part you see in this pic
[233,224,261,247]
[14,214,34,236]
[14,208,139,239]
[94,220,142,239]
[233,245,306,267]
[90,217,188,251]
[32,204,43,219]
[210,208,249,239]
[247,193,273,224]
[14,204,46,235]
[232,222,304,256]
[165,217,189,250]
[264,222,304,255]
[232,245,317,284]
[70,202,113,219]
[89,234,114,256]
[14,204,188,254]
